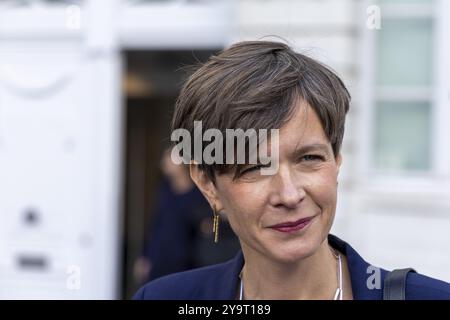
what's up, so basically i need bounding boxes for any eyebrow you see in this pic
[236,143,331,169]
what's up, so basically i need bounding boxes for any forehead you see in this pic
[277,100,330,152]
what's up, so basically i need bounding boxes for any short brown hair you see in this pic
[171,40,350,183]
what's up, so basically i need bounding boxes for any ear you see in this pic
[190,163,224,212]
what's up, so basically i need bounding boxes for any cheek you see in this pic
[306,168,339,208]
[220,177,268,207]
[219,184,269,227]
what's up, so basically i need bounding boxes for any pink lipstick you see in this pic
[270,216,315,233]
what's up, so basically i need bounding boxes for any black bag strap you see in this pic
[383,268,417,300]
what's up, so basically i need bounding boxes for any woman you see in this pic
[133,40,450,300]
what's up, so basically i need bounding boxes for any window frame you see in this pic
[358,0,450,193]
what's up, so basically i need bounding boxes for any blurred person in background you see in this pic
[133,148,240,285]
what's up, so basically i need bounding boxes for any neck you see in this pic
[240,239,339,300]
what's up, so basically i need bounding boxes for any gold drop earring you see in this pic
[212,206,220,243]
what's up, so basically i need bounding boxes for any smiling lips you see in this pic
[269,216,315,233]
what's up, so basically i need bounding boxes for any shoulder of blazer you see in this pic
[327,234,450,300]
[132,255,241,300]
[405,271,450,300]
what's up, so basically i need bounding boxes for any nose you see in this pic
[269,165,305,209]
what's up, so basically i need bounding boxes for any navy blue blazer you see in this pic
[133,234,450,300]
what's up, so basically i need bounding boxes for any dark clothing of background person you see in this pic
[142,178,241,282]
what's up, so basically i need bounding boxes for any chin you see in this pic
[270,243,318,264]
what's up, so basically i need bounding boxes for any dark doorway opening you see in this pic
[122,49,232,298]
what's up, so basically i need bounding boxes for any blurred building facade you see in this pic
[0,0,449,299]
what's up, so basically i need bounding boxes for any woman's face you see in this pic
[194,100,342,264]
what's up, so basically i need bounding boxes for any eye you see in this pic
[241,164,267,175]
[301,154,324,162]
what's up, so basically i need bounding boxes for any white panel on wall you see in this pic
[118,0,232,49]
[0,40,122,299]
[361,210,450,282]
[237,0,356,29]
